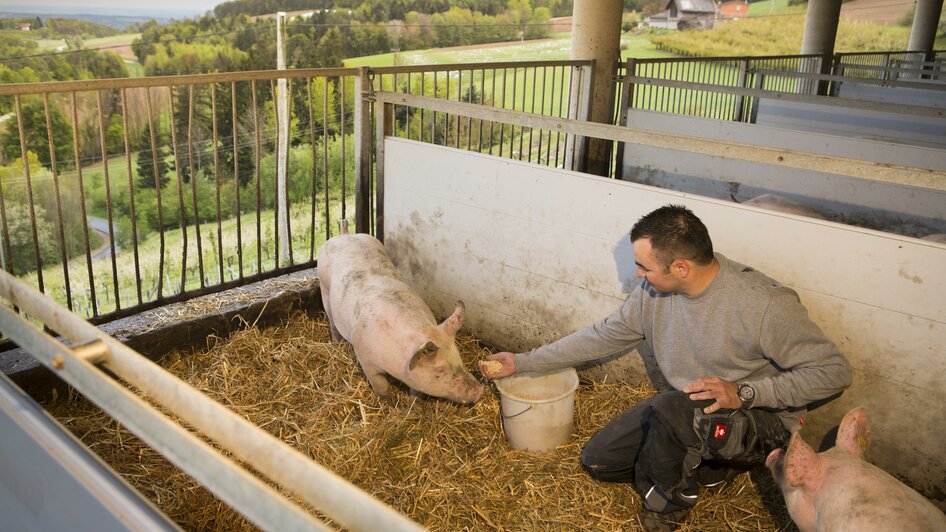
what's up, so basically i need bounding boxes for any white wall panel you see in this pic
[382,138,946,503]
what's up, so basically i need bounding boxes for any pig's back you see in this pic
[816,452,946,531]
[318,233,436,339]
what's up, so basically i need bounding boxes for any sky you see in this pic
[0,0,222,17]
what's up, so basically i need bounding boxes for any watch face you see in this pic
[739,384,754,401]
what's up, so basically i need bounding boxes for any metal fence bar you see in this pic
[186,86,205,288]
[146,88,167,299]
[119,89,142,306]
[70,91,97,316]
[95,91,120,309]
[211,84,224,284]
[43,93,72,311]
[15,95,44,292]
[0,268,423,531]
[307,78,317,262]
[231,81,244,279]
[376,91,946,191]
[167,87,189,294]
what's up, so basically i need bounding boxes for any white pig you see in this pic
[742,193,828,220]
[765,407,946,532]
[317,232,483,404]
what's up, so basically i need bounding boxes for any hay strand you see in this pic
[45,312,794,531]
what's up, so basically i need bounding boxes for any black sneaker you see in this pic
[636,508,690,532]
[696,461,738,491]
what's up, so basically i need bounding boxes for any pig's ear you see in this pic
[784,431,823,489]
[409,341,440,370]
[439,301,465,336]
[835,407,871,461]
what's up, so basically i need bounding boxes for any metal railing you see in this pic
[0,60,586,325]
[618,54,827,122]
[618,50,946,123]
[368,60,593,168]
[0,265,423,531]
[0,69,362,324]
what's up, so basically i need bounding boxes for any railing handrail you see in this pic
[374,91,946,191]
[625,75,946,117]
[0,61,597,97]
[628,53,826,65]
[0,267,424,531]
[367,59,593,76]
[833,49,946,58]
[753,68,946,91]
[0,67,362,96]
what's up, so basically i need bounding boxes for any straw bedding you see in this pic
[45,311,795,531]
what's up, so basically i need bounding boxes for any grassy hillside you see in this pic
[649,9,923,56]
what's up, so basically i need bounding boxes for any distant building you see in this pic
[18,22,31,31]
[718,0,750,21]
[645,0,717,30]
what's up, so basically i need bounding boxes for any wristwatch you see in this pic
[737,382,756,409]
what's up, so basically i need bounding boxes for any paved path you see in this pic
[87,216,117,261]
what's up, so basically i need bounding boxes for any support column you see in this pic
[570,0,623,177]
[907,0,944,52]
[799,0,841,94]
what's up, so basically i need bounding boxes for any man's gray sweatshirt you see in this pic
[513,253,853,431]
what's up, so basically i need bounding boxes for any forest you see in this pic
[0,0,573,290]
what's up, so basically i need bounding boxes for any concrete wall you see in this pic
[382,138,946,507]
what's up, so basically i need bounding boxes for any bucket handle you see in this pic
[502,404,533,419]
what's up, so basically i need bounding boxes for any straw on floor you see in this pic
[45,311,795,531]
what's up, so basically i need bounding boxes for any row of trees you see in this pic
[0,32,127,112]
[132,0,555,76]
[212,0,571,21]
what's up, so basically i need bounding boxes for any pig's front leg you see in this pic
[319,287,342,342]
[358,359,391,397]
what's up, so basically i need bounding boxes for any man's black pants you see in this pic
[579,391,790,513]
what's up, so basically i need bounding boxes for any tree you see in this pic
[316,28,345,68]
[0,100,74,169]
[137,126,170,189]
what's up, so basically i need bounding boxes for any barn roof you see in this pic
[668,0,717,13]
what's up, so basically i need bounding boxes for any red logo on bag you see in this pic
[713,423,727,439]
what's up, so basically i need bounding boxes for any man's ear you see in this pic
[672,259,690,278]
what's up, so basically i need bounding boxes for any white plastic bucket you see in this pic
[494,368,579,452]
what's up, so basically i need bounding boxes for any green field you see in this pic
[748,0,792,17]
[36,38,68,51]
[345,34,676,67]
[84,33,141,49]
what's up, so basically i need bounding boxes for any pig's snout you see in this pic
[457,379,484,404]
[468,382,484,404]
[452,371,484,404]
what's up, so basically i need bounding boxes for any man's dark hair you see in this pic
[630,204,714,270]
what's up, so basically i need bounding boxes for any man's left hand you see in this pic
[683,377,741,413]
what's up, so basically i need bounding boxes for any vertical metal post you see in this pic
[613,58,636,180]
[566,63,593,172]
[276,12,290,264]
[355,68,372,234]
[733,58,749,121]
[375,101,393,243]
[167,87,188,293]
[119,89,142,305]
[43,93,72,309]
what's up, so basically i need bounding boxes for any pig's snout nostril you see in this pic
[469,385,484,404]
